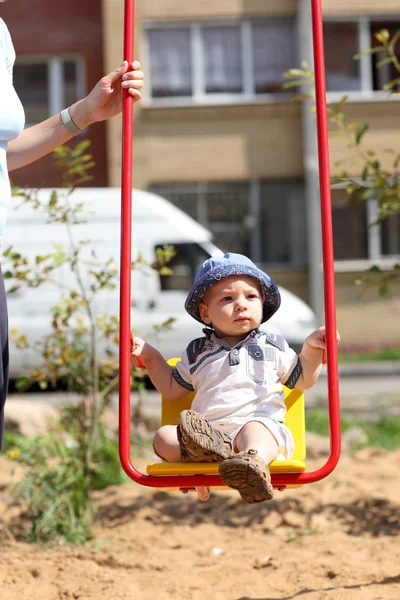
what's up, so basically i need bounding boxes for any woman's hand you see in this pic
[6,62,144,172]
[72,61,144,129]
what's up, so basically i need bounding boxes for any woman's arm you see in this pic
[7,61,144,172]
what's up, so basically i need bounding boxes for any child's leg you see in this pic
[234,421,279,465]
[219,421,277,503]
[153,425,210,502]
[153,425,181,463]
[178,410,234,462]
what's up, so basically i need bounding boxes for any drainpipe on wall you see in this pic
[297,0,324,324]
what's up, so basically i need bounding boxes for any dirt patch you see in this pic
[0,449,399,600]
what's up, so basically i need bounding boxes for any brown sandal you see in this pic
[218,449,274,503]
[177,410,234,462]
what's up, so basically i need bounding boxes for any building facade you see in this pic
[100,0,400,350]
[2,1,399,350]
[2,0,108,187]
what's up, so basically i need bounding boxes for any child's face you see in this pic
[199,275,263,340]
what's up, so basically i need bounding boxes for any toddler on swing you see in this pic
[131,253,337,503]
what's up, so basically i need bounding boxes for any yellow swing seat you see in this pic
[147,359,306,489]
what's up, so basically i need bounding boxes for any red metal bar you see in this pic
[300,0,341,482]
[119,0,340,488]
[119,0,138,479]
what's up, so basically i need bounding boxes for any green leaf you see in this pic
[376,57,395,68]
[284,68,310,79]
[383,78,400,91]
[375,30,390,44]
[7,285,21,293]
[49,191,58,208]
[292,93,314,102]
[368,265,382,273]
[378,281,388,296]
[355,123,369,145]
[35,255,49,264]
[346,183,358,195]
[300,60,311,71]
[282,80,312,89]
[353,46,385,60]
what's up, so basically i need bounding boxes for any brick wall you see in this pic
[1,1,108,188]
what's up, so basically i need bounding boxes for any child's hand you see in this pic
[130,334,147,369]
[305,326,340,363]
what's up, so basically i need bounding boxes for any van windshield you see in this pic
[156,243,212,291]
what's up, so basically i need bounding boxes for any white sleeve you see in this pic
[0,19,16,81]
[172,348,195,392]
[277,339,302,389]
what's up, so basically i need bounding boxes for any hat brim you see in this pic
[185,264,281,325]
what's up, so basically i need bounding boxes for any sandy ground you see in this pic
[0,446,399,600]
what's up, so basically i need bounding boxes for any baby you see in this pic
[131,253,338,503]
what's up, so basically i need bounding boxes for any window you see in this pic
[148,29,192,98]
[324,19,400,95]
[332,192,368,260]
[156,242,213,291]
[13,57,85,125]
[146,19,296,102]
[332,190,400,261]
[149,180,306,266]
[260,180,307,264]
[203,26,243,94]
[370,23,400,92]
[381,213,400,256]
[324,23,361,92]
[253,21,296,94]
[150,182,251,256]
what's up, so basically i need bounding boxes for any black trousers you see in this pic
[0,267,9,450]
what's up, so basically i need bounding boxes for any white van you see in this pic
[3,188,317,377]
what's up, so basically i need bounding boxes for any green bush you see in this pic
[306,409,400,451]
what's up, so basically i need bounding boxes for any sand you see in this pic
[0,446,399,600]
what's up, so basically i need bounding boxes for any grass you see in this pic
[339,348,400,363]
[2,431,153,489]
[306,409,400,451]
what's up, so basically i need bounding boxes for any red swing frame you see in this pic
[118,0,340,490]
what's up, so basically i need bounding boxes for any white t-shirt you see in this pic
[0,18,25,244]
[173,328,302,428]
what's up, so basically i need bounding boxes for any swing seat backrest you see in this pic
[147,359,306,486]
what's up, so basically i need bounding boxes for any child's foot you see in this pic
[195,486,210,501]
[177,410,234,462]
[218,449,274,503]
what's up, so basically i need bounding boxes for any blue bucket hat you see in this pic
[185,253,281,325]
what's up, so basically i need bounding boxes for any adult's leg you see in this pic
[0,267,9,451]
